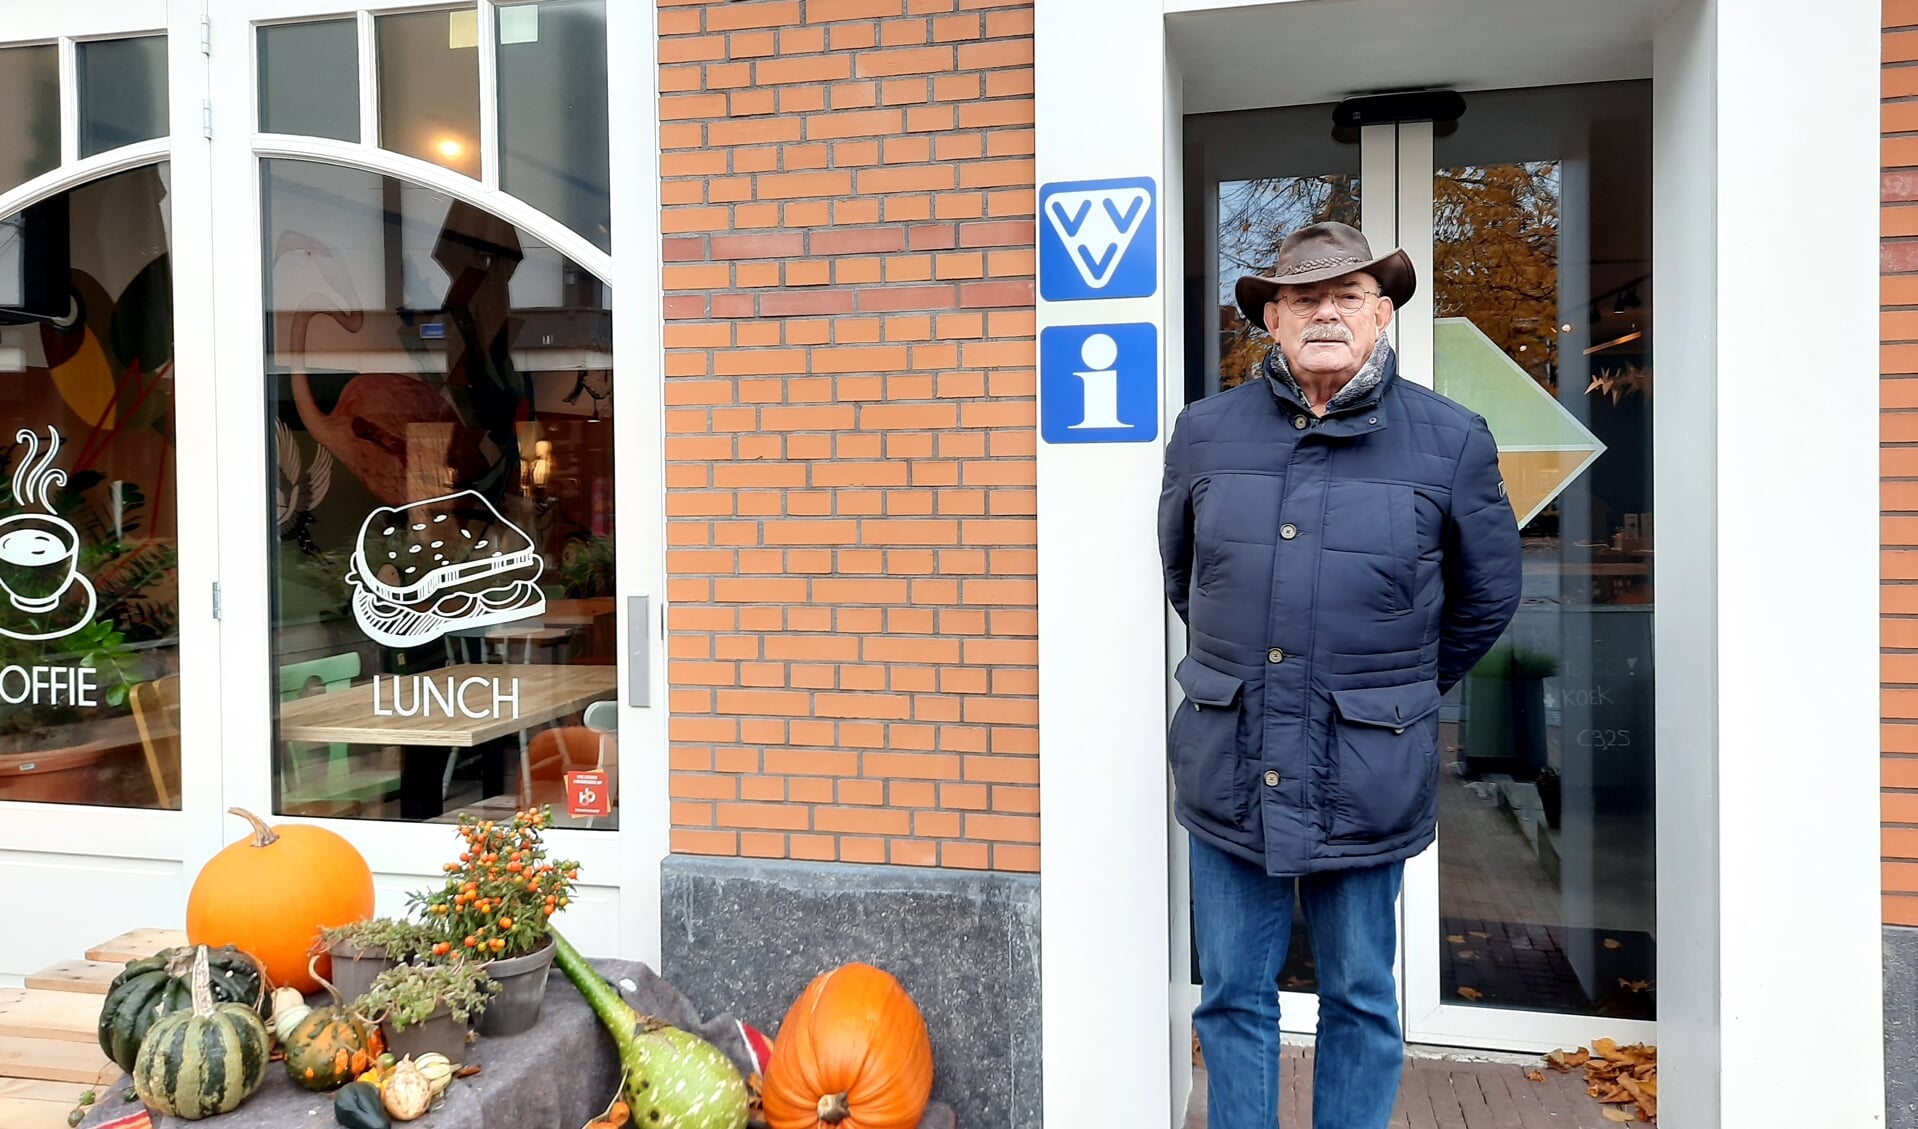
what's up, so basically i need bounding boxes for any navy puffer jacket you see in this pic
[1158,346,1522,876]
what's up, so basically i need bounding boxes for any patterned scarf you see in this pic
[1261,334,1394,414]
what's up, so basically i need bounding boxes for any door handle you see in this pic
[626,595,651,708]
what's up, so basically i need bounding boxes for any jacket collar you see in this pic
[1262,337,1397,438]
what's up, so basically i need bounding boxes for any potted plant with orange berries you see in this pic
[407,806,580,1036]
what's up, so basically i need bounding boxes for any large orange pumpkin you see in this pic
[760,963,934,1129]
[185,808,373,993]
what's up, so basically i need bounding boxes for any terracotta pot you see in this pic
[477,937,556,1036]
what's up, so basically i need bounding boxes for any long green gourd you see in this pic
[550,927,751,1129]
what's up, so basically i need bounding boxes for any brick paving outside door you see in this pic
[1184,1048,1627,1128]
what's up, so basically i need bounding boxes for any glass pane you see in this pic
[497,0,610,252]
[0,164,180,810]
[1217,174,1361,390]
[1433,82,1653,1019]
[262,159,617,829]
[377,8,481,178]
[0,45,60,196]
[259,19,359,142]
[78,37,168,158]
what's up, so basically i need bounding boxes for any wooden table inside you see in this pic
[542,597,616,625]
[276,664,618,747]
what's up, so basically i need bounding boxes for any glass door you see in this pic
[206,0,656,957]
[1181,81,1656,1054]
[1402,82,1656,1053]
[0,0,231,979]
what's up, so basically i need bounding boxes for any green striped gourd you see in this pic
[132,945,272,1120]
[98,944,267,1073]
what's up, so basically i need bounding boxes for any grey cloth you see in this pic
[77,958,955,1129]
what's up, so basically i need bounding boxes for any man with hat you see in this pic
[1159,221,1523,1127]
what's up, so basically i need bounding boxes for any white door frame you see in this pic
[203,0,665,963]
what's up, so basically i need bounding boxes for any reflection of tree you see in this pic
[1433,162,1560,392]
[1212,164,1562,394]
[1216,175,1360,389]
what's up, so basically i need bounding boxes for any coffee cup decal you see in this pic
[0,427,96,642]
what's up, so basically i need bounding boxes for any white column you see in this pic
[1034,0,1173,1124]
[604,0,669,969]
[1655,0,1884,1125]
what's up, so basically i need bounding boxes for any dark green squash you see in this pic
[130,946,272,1120]
[98,944,268,1073]
[333,1082,391,1129]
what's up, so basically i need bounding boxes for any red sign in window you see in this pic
[565,772,612,818]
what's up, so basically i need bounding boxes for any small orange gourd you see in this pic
[185,807,374,993]
[759,963,933,1129]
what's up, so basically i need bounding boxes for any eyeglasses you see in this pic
[1277,289,1378,316]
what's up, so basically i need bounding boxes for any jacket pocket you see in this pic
[1327,681,1442,842]
[1169,655,1250,829]
[1322,481,1417,614]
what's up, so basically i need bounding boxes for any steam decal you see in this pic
[347,490,546,648]
[0,428,97,642]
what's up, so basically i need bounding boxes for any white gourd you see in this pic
[270,986,313,1044]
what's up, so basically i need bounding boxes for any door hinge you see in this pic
[200,15,212,55]
[211,581,222,620]
[201,100,213,140]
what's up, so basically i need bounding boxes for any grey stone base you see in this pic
[661,855,1041,1128]
[1890,925,1918,1128]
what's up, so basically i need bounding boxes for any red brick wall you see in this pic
[1886,0,1918,923]
[657,0,1040,872]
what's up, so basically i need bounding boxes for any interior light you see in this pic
[1583,329,1644,357]
[437,138,465,160]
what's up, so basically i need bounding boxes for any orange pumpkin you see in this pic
[760,963,933,1129]
[185,807,374,993]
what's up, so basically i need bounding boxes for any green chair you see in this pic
[278,652,395,814]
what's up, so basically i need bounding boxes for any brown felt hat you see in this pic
[1234,220,1416,331]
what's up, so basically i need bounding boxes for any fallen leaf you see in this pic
[1602,1108,1636,1123]
[1544,1048,1591,1072]
[454,1065,483,1079]
[1619,1074,1657,1120]
[1470,930,1491,939]
[1618,978,1651,993]
[1457,986,1483,1001]
[1456,950,1476,960]
[1446,934,1466,944]
[1604,938,1623,950]
[1525,1069,1546,1083]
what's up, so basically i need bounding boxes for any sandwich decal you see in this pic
[347,490,546,647]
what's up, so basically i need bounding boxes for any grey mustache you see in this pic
[1300,325,1353,343]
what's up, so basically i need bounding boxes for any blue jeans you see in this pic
[1189,834,1404,1129]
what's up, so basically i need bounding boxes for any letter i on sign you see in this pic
[1071,334,1127,430]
